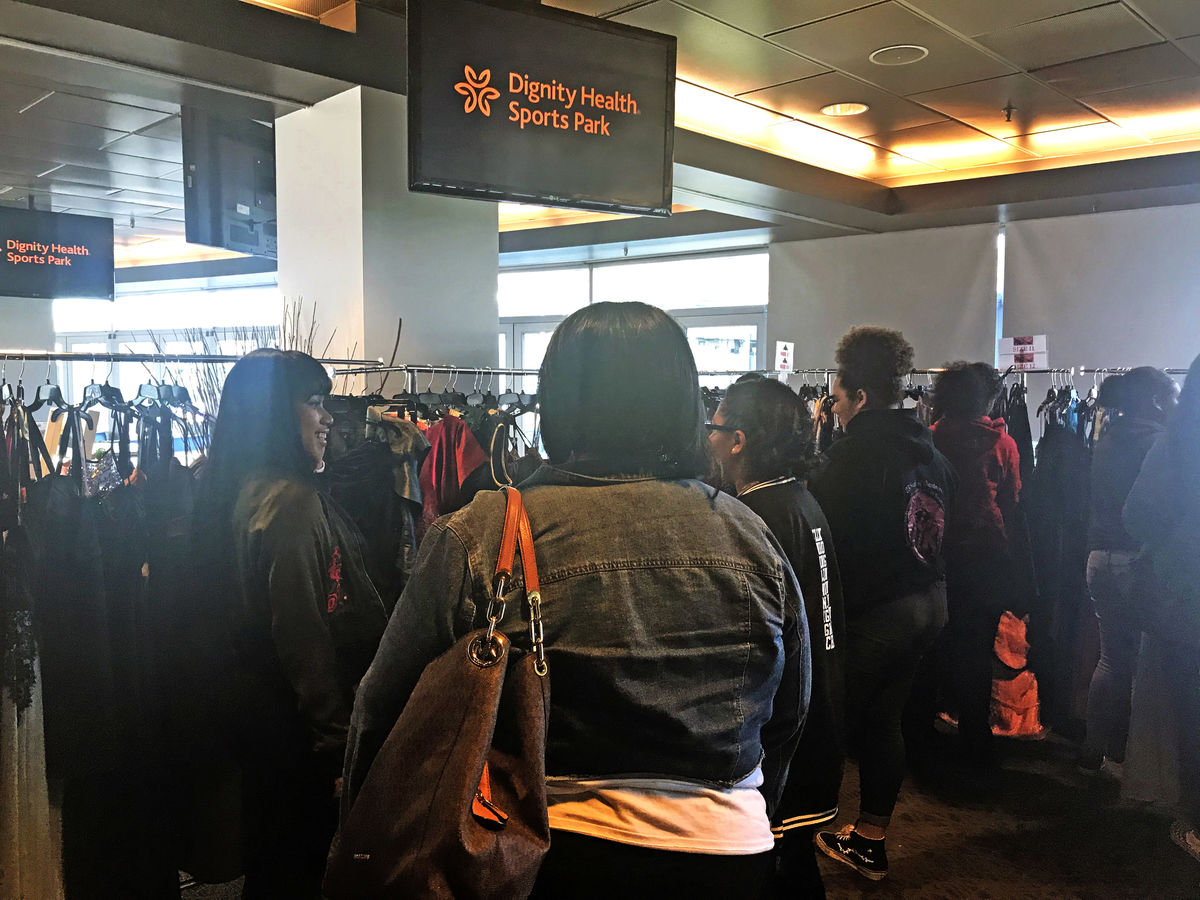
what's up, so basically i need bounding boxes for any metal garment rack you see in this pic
[1079,366,1191,376]
[0,350,384,366]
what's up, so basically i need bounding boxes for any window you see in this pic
[498,250,768,384]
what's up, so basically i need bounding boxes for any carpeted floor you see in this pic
[182,732,1200,899]
[819,732,1200,899]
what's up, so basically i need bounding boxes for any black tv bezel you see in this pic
[0,206,115,301]
[407,0,676,217]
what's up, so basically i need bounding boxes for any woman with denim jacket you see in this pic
[344,302,809,898]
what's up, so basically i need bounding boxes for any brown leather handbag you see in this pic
[324,486,551,899]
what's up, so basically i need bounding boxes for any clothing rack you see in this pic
[0,349,384,366]
[1079,366,1191,376]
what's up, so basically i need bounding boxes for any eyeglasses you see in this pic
[705,423,737,433]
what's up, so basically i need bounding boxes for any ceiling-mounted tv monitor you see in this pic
[0,206,114,300]
[182,108,277,259]
[408,0,676,216]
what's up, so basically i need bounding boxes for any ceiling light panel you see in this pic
[1010,122,1148,157]
[864,119,1036,167]
[674,80,938,179]
[613,2,828,96]
[975,3,1165,71]
[820,102,870,115]
[740,71,945,138]
[911,73,1103,139]
[1081,76,1200,140]
[770,1,1014,95]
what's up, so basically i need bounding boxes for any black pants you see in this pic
[846,584,947,828]
[528,831,773,900]
[1161,641,1200,831]
[240,759,338,900]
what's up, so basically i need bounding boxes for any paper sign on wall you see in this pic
[775,341,794,372]
[999,334,1048,370]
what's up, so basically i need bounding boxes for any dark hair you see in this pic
[538,301,708,477]
[720,378,817,481]
[196,348,332,535]
[1098,367,1177,418]
[835,326,914,408]
[932,361,1002,420]
[1169,353,1200,496]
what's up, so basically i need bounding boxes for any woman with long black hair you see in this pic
[708,377,846,900]
[1125,353,1200,864]
[193,349,387,898]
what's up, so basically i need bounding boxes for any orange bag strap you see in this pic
[483,486,546,676]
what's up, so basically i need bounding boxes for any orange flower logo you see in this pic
[454,65,501,117]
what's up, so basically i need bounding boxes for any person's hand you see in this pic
[333,776,344,800]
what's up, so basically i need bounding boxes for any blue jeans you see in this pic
[1081,550,1141,768]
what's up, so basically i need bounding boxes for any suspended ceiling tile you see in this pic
[975,3,1164,71]
[613,2,828,94]
[1124,0,1200,40]
[1081,75,1200,138]
[673,0,877,38]
[1178,35,1200,65]
[49,195,172,217]
[770,2,1015,95]
[135,115,182,142]
[43,164,187,195]
[100,133,183,164]
[0,154,48,178]
[863,118,1037,167]
[1033,42,1200,96]
[911,73,1103,139]
[159,167,184,182]
[150,208,187,222]
[9,136,180,179]
[740,70,946,137]
[901,0,1106,38]
[106,188,184,208]
[539,0,636,16]
[0,116,126,151]
[0,82,51,115]
[26,91,175,134]
[1006,120,1149,156]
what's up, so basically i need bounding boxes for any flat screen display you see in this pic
[408,0,675,216]
[0,206,115,300]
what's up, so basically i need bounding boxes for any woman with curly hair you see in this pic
[808,327,955,882]
[708,377,846,899]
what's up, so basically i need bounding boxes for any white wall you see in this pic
[277,87,499,370]
[1004,204,1200,371]
[359,89,499,367]
[768,223,999,370]
[0,296,55,350]
[277,88,367,360]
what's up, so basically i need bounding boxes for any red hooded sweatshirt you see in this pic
[931,416,1021,551]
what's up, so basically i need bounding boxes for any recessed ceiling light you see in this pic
[820,102,870,117]
[869,44,929,66]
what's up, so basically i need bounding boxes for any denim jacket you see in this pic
[343,463,810,818]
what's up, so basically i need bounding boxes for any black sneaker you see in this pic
[816,825,888,881]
